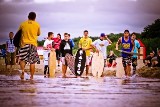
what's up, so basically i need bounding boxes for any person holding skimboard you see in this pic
[131,33,140,76]
[79,30,98,76]
[18,12,41,80]
[60,33,73,78]
[116,30,134,78]
[43,32,55,78]
[92,33,112,66]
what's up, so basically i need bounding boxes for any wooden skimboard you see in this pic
[116,58,125,78]
[74,48,86,76]
[65,53,76,76]
[91,52,104,78]
[118,50,143,56]
[49,50,56,78]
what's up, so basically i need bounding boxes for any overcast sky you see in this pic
[0,0,160,44]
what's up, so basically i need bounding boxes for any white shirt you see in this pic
[92,39,109,59]
[43,39,54,65]
[43,39,53,49]
[64,42,71,50]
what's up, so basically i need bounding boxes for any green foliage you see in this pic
[142,19,160,38]
[0,44,6,49]
[37,40,45,46]
[141,38,160,55]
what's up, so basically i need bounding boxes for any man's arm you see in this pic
[37,27,41,36]
[116,37,122,50]
[78,39,82,48]
[105,35,112,44]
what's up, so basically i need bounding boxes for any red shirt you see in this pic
[52,38,61,49]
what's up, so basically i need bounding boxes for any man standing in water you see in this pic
[92,33,112,66]
[131,33,140,76]
[116,30,134,78]
[60,33,73,78]
[18,12,41,80]
[6,32,16,73]
[79,30,98,76]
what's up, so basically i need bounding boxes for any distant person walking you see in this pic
[18,12,41,80]
[43,32,55,78]
[68,34,75,48]
[60,33,73,78]
[92,33,112,66]
[52,33,61,67]
[6,32,16,73]
[79,30,98,76]
[131,33,140,76]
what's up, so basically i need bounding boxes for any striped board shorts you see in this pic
[19,44,40,64]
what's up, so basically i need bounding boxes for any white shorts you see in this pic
[43,51,49,66]
[86,56,90,66]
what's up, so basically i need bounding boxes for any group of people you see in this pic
[144,50,160,67]
[4,11,157,80]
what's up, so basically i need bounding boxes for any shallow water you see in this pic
[0,75,160,107]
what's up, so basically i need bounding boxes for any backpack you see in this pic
[13,29,22,47]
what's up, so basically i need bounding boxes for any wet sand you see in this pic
[0,58,160,107]
[0,75,160,107]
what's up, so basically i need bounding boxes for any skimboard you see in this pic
[91,52,104,77]
[65,53,76,76]
[49,50,56,78]
[118,50,143,56]
[74,48,86,76]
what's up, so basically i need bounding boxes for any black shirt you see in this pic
[60,39,73,57]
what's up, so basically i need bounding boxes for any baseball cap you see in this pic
[100,33,105,37]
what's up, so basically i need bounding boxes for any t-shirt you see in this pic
[19,20,40,47]
[92,39,109,59]
[132,40,140,58]
[6,39,15,53]
[79,37,92,56]
[52,38,61,50]
[43,39,53,54]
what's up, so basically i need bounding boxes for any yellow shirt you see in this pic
[19,20,40,47]
[79,37,92,56]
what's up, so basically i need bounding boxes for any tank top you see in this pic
[122,36,132,58]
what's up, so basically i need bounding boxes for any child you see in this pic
[107,50,117,68]
[43,32,55,78]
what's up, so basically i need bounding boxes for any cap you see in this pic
[100,33,105,37]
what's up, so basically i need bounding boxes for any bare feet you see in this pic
[62,75,67,78]
[20,72,24,80]
[30,76,33,80]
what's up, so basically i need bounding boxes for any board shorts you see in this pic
[19,44,40,64]
[61,57,67,65]
[132,57,137,67]
[56,49,61,60]
[122,56,131,67]
[5,51,16,65]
